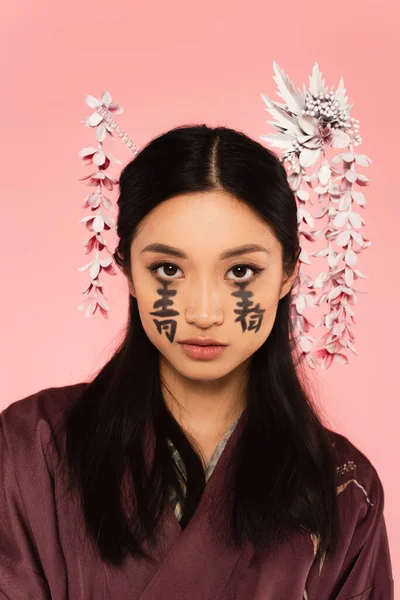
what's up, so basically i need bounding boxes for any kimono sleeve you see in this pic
[0,409,51,598]
[332,463,394,599]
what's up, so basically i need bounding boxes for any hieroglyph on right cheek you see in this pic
[150,280,180,343]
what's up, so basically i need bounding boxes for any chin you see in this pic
[164,351,249,381]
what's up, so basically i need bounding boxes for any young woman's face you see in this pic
[128,190,298,382]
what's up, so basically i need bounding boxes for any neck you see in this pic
[159,355,249,440]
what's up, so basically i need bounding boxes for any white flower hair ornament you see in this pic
[77,92,139,318]
[260,62,371,370]
[77,63,371,371]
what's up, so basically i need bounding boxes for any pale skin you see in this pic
[125,190,299,467]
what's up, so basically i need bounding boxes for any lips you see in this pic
[180,342,227,360]
[179,338,227,346]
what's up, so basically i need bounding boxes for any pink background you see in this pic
[1,0,398,590]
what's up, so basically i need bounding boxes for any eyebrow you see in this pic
[140,243,271,260]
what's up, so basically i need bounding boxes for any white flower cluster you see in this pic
[261,62,371,369]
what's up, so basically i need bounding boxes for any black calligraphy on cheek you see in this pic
[232,281,265,333]
[149,280,180,343]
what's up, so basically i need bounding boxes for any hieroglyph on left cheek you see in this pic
[232,281,266,333]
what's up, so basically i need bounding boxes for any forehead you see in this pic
[132,190,281,255]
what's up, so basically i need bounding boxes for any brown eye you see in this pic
[226,264,263,283]
[149,262,183,281]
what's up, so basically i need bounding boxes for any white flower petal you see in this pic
[350,231,364,246]
[345,249,357,267]
[90,262,101,279]
[93,216,105,232]
[336,231,351,246]
[318,165,331,186]
[356,174,370,186]
[93,150,106,166]
[354,154,371,167]
[335,77,349,112]
[296,295,307,314]
[99,257,114,267]
[339,191,352,211]
[333,211,348,228]
[300,335,313,353]
[302,230,317,241]
[331,154,344,165]
[327,286,342,300]
[260,133,294,150]
[308,63,327,96]
[85,297,97,318]
[298,115,317,136]
[105,174,119,184]
[97,295,111,311]
[101,195,113,211]
[345,170,358,183]
[102,215,116,228]
[313,207,329,219]
[299,248,312,265]
[345,268,354,287]
[301,136,322,149]
[77,261,92,272]
[328,250,339,269]
[313,272,328,288]
[342,152,354,163]
[96,123,106,142]
[325,312,338,328]
[296,188,310,201]
[288,174,302,191]
[261,94,301,134]
[101,91,112,106]
[86,112,102,127]
[313,248,330,258]
[331,129,351,149]
[315,185,329,195]
[302,209,314,227]
[328,184,341,197]
[348,212,362,229]
[299,148,321,168]
[272,61,304,115]
[78,147,97,157]
[298,134,313,144]
[85,95,101,109]
[351,191,365,206]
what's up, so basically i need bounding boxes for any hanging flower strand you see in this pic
[77,92,139,318]
[260,62,372,369]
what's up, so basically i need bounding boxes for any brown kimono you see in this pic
[0,383,394,599]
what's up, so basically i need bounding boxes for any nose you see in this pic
[184,276,224,328]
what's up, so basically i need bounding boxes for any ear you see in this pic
[128,280,136,298]
[123,269,136,298]
[279,256,300,301]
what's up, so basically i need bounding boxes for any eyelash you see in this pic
[147,262,265,284]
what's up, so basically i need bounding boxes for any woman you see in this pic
[0,125,393,598]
